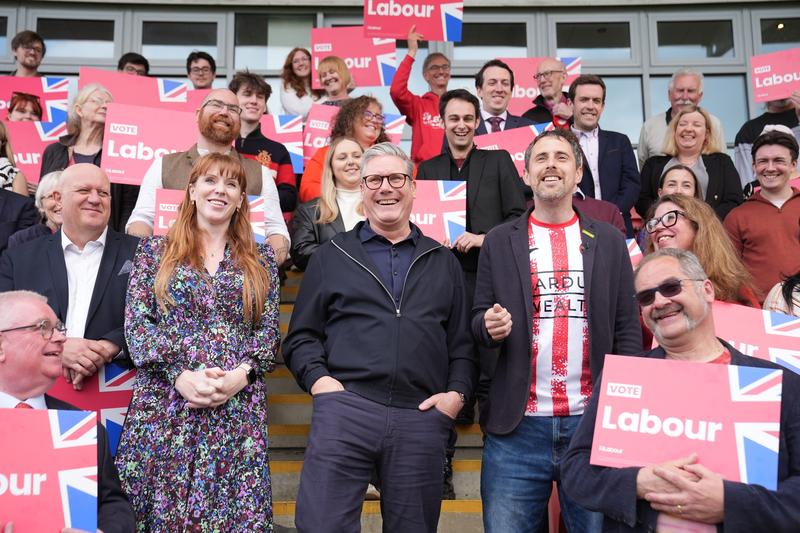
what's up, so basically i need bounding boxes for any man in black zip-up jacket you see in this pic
[284,142,477,533]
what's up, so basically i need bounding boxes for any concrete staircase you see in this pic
[270,270,485,532]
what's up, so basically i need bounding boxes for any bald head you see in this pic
[60,163,111,247]
[536,58,567,100]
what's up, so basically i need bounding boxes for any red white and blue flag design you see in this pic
[0,408,97,531]
[411,180,466,243]
[626,239,643,268]
[157,78,189,103]
[592,355,782,490]
[42,76,70,93]
[363,0,462,42]
[48,361,134,456]
[261,114,304,173]
[440,2,464,42]
[384,113,407,145]
[712,302,800,375]
[0,74,69,121]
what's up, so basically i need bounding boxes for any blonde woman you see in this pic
[291,136,364,270]
[637,105,743,220]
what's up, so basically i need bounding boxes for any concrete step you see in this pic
[273,499,483,531]
[270,449,482,501]
[281,270,302,304]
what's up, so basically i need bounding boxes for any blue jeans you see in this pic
[481,415,602,533]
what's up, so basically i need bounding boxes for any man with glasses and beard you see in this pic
[561,248,800,532]
[9,30,45,77]
[126,88,289,263]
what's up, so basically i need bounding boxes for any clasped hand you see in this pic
[174,367,247,408]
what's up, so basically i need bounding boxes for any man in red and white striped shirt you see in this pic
[472,129,642,532]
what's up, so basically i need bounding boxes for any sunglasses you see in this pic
[634,277,704,306]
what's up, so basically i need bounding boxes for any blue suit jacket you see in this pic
[0,188,40,254]
[0,228,139,356]
[475,112,536,136]
[577,128,640,235]
[561,342,800,533]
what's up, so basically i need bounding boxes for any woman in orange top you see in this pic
[299,95,390,203]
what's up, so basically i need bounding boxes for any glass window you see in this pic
[602,77,643,143]
[760,18,800,53]
[142,21,217,60]
[656,20,734,60]
[0,17,7,55]
[235,15,314,71]
[556,22,631,61]
[454,23,526,61]
[648,75,747,145]
[36,18,115,58]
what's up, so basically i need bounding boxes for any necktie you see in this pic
[15,402,32,409]
[487,116,503,133]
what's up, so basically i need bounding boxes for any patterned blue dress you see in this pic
[116,236,279,532]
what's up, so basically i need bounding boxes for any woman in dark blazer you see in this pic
[637,106,743,220]
[291,137,364,270]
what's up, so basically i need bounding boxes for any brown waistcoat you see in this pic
[161,144,263,196]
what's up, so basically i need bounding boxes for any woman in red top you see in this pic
[299,96,390,202]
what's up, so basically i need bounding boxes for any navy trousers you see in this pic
[295,390,452,533]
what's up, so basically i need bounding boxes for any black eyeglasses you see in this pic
[645,209,687,234]
[362,173,409,190]
[202,99,242,116]
[0,320,67,340]
[634,278,704,306]
[534,70,565,81]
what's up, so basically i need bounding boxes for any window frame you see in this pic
[25,7,123,69]
[133,10,226,71]
[546,12,642,67]
[647,11,745,67]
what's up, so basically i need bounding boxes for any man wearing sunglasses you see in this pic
[473,129,641,532]
[285,143,476,533]
[0,290,135,532]
[126,88,289,263]
[561,248,800,532]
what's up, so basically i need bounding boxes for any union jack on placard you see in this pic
[626,239,643,268]
[49,410,97,450]
[442,210,467,242]
[768,348,800,376]
[530,122,556,136]
[557,57,582,89]
[265,115,304,173]
[101,407,128,458]
[728,365,783,402]
[158,79,188,103]
[440,2,464,42]
[58,466,98,532]
[763,310,800,338]
[384,113,407,143]
[376,51,397,87]
[734,422,780,489]
[438,180,467,201]
[42,76,70,93]
[248,195,267,243]
[98,361,136,393]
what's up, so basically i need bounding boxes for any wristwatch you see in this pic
[240,363,257,386]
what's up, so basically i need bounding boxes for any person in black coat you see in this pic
[290,137,363,270]
[637,106,742,220]
[0,187,39,253]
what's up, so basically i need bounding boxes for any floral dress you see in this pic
[116,236,279,532]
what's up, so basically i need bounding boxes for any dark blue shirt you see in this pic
[359,221,420,308]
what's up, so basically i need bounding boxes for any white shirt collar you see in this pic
[61,227,108,252]
[0,390,47,409]
[571,125,599,139]
[481,109,508,123]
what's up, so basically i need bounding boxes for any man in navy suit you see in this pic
[0,164,139,391]
[0,187,39,253]
[474,59,535,136]
[0,290,135,532]
[569,74,640,236]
